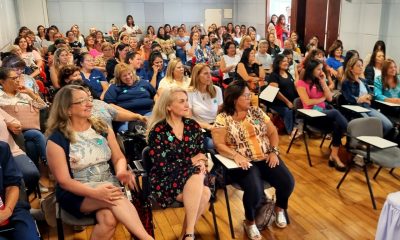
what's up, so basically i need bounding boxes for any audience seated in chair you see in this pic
[296,60,348,171]
[147,87,212,240]
[46,85,154,240]
[187,63,223,150]
[211,80,295,240]
[341,57,393,137]
[0,141,40,240]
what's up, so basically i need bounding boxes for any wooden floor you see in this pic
[33,134,399,240]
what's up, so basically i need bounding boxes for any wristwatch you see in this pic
[269,146,280,156]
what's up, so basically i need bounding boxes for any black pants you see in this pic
[228,159,295,221]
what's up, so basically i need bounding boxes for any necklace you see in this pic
[199,91,208,101]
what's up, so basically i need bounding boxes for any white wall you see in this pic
[0,0,19,51]
[339,0,399,63]
[16,0,48,31]
[46,0,235,36]
[235,0,266,38]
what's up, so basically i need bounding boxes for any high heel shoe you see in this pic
[182,233,195,240]
[329,155,347,172]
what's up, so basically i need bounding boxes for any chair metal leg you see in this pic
[209,201,220,240]
[389,168,394,174]
[337,161,353,189]
[363,164,377,209]
[57,217,64,240]
[303,132,312,166]
[373,166,383,180]
[320,134,327,148]
[286,128,298,154]
[284,209,290,224]
[223,186,235,239]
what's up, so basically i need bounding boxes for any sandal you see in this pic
[182,233,195,239]
[243,221,262,240]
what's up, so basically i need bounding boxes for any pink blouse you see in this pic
[296,79,326,109]
[0,108,25,156]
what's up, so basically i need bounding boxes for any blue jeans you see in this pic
[23,129,46,164]
[271,106,295,134]
[361,108,393,136]
[176,48,187,65]
[308,109,348,147]
[0,202,39,240]
[14,154,40,191]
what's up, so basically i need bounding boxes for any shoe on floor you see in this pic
[275,210,287,228]
[243,221,262,240]
[39,183,49,193]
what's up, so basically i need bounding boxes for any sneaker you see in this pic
[354,154,365,167]
[39,183,49,193]
[275,210,287,228]
[243,221,262,240]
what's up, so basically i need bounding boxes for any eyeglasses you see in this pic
[72,96,93,106]
[241,93,251,99]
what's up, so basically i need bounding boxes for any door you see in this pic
[305,0,328,50]
[205,9,222,29]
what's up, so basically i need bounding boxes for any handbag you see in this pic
[40,192,57,228]
[255,195,275,230]
[1,102,40,130]
[129,189,155,237]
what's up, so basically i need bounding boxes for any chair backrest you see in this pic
[293,97,303,110]
[347,117,383,148]
[141,146,152,197]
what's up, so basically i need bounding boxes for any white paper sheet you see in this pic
[375,100,400,107]
[341,105,371,113]
[357,136,398,149]
[297,109,326,117]
[259,85,279,102]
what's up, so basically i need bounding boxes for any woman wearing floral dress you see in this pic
[147,87,211,240]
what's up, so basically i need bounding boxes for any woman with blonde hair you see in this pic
[46,85,153,240]
[50,48,73,89]
[157,58,190,96]
[104,63,154,131]
[238,35,252,58]
[147,87,211,240]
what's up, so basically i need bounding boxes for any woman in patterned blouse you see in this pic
[212,80,294,240]
[147,87,211,240]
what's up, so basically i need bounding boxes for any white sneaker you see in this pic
[243,221,262,240]
[39,183,49,193]
[275,210,287,228]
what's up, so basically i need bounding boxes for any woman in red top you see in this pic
[275,15,289,48]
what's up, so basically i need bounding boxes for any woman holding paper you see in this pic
[212,80,294,240]
[267,54,299,139]
[296,59,348,171]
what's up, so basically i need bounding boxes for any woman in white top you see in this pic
[220,42,241,84]
[121,15,142,35]
[188,63,223,130]
[185,32,200,65]
[14,36,43,79]
[157,58,190,97]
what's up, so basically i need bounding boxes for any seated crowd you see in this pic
[0,12,399,240]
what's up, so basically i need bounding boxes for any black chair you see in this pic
[209,152,290,239]
[286,98,332,166]
[336,117,400,209]
[141,146,220,239]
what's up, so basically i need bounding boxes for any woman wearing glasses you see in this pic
[46,85,153,240]
[212,80,294,240]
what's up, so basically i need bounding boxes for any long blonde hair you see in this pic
[147,87,187,140]
[163,58,185,84]
[46,85,108,143]
[53,48,70,71]
[189,63,216,98]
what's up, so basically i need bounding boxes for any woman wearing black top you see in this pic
[236,48,265,93]
[106,43,129,81]
[267,33,281,60]
[267,54,299,137]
